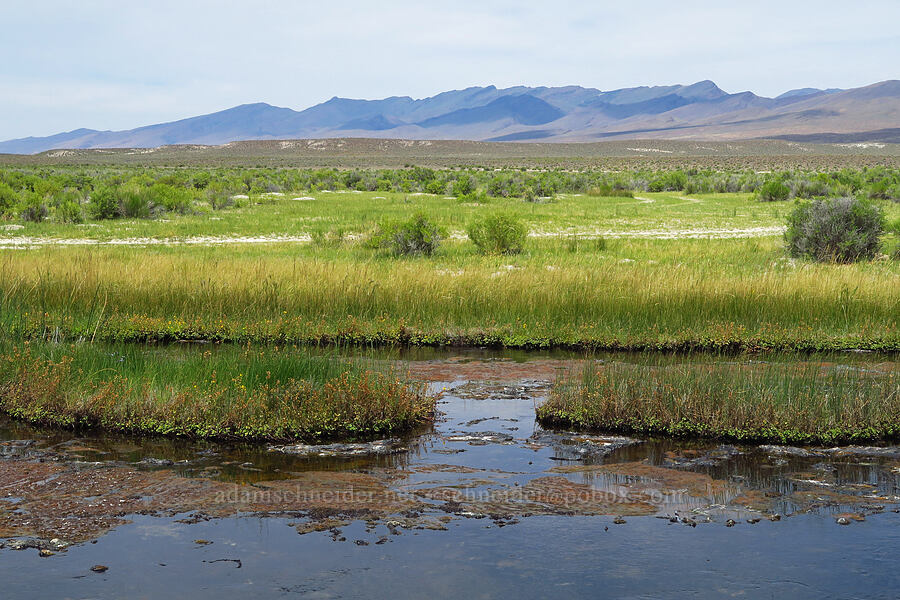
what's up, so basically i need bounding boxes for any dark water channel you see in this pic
[1,350,899,599]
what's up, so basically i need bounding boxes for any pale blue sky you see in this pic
[1,0,898,139]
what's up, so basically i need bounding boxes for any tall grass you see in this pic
[0,241,897,350]
[0,340,432,442]
[537,356,900,444]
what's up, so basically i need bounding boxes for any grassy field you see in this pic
[537,354,900,444]
[0,190,789,241]
[0,340,431,442]
[1,188,898,352]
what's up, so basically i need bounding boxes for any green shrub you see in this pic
[118,186,153,218]
[424,179,446,195]
[451,175,476,198]
[467,214,527,255]
[55,200,84,224]
[0,183,18,215]
[369,213,443,256]
[758,179,791,202]
[204,184,236,210]
[889,219,900,261]
[785,197,885,263]
[89,187,120,220]
[150,183,194,214]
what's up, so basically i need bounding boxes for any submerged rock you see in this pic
[269,439,407,457]
[528,431,639,461]
[760,445,900,461]
[3,537,70,551]
[664,445,742,469]
[443,432,515,446]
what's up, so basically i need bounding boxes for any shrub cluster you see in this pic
[0,165,897,225]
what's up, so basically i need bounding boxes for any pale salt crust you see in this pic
[0,226,785,249]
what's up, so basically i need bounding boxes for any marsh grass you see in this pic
[0,238,897,351]
[0,341,432,442]
[537,355,900,444]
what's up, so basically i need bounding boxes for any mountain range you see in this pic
[3,80,898,154]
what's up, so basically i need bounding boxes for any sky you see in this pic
[1,0,898,140]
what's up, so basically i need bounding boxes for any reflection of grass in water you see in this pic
[0,340,431,442]
[537,355,900,445]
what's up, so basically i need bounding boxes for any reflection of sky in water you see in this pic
[1,351,900,598]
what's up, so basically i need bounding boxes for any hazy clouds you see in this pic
[2,0,897,138]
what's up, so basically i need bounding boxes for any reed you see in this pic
[537,355,900,444]
[0,240,897,351]
[0,340,432,442]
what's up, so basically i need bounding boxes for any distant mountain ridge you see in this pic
[2,80,898,154]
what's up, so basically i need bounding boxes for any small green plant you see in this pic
[785,197,885,263]
[889,219,900,260]
[311,228,346,248]
[467,214,527,255]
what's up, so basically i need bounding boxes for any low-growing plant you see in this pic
[311,228,347,248]
[785,196,885,262]
[467,213,527,255]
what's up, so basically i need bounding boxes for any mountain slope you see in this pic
[1,80,897,153]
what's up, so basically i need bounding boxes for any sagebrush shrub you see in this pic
[785,197,884,262]
[467,214,527,255]
[20,201,48,223]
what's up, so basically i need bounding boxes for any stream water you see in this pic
[1,350,899,599]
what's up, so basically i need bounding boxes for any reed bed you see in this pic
[537,355,900,444]
[0,241,897,351]
[0,341,432,442]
